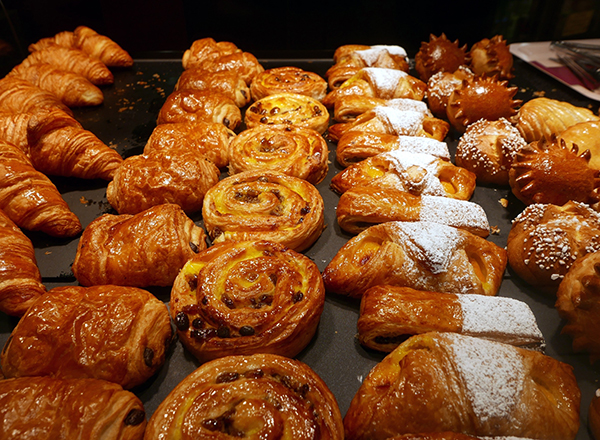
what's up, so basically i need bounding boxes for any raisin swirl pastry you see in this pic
[244,92,330,134]
[343,332,580,440]
[322,220,507,298]
[250,66,328,101]
[145,353,344,439]
[72,203,207,287]
[170,240,325,362]
[0,376,147,440]
[202,170,325,252]
[1,285,172,389]
[227,124,329,184]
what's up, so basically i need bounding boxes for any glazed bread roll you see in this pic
[245,92,330,134]
[227,124,329,184]
[0,209,45,317]
[181,37,240,70]
[170,240,325,362]
[556,250,600,363]
[343,332,580,440]
[250,66,328,101]
[72,203,207,287]
[322,220,507,298]
[1,285,172,389]
[202,170,325,252]
[0,376,146,440]
[336,189,490,236]
[145,353,344,439]
[143,120,234,169]
[358,285,544,352]
[330,150,476,200]
[174,69,251,107]
[507,201,600,293]
[156,89,241,130]
[336,132,451,167]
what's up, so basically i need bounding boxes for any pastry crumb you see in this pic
[45,251,52,255]
[490,225,501,235]
[80,196,92,205]
[532,90,545,97]
[499,198,509,208]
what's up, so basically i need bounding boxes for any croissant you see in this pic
[336,189,490,236]
[414,33,467,81]
[336,132,451,167]
[71,203,207,287]
[106,145,221,215]
[156,89,241,130]
[330,149,476,199]
[344,332,580,440]
[0,76,72,116]
[170,240,325,362]
[28,30,75,52]
[19,44,114,85]
[0,112,34,154]
[322,220,507,298]
[0,209,46,317]
[27,109,124,180]
[0,139,81,237]
[1,284,172,389]
[357,285,544,353]
[8,62,104,107]
[202,170,325,252]
[143,120,234,169]
[174,68,251,107]
[73,25,133,67]
[250,66,328,101]
[145,353,344,439]
[181,37,241,70]
[0,376,146,440]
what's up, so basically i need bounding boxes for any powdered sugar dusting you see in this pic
[420,195,489,233]
[384,150,444,195]
[446,333,525,424]
[371,45,408,57]
[373,107,424,136]
[356,45,407,66]
[386,98,428,116]
[395,135,450,159]
[362,67,408,98]
[458,295,544,344]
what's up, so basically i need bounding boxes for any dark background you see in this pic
[1,0,600,73]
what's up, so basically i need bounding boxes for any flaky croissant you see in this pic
[73,25,133,67]
[71,203,207,287]
[0,112,33,154]
[28,30,75,52]
[0,139,81,237]
[0,209,46,317]
[0,76,72,115]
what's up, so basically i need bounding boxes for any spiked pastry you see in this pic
[414,33,467,82]
[467,35,514,80]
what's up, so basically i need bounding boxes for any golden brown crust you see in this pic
[0,376,147,440]
[558,120,600,170]
[343,332,580,440]
[106,145,220,215]
[71,203,207,287]
[202,170,325,252]
[250,66,328,101]
[415,33,467,81]
[332,44,409,72]
[590,389,600,440]
[556,251,600,363]
[508,138,600,207]
[245,92,330,134]
[467,35,514,80]
[514,97,600,143]
[322,220,507,298]
[330,149,475,198]
[0,209,45,317]
[174,69,251,107]
[426,66,475,118]
[0,112,34,154]
[333,95,430,123]
[0,139,81,237]
[73,25,133,67]
[144,120,234,169]
[227,124,329,184]
[455,117,527,185]
[0,76,73,116]
[145,353,344,440]
[27,108,123,180]
[181,37,241,70]
[156,89,242,130]
[507,201,600,293]
[326,64,363,90]
[1,285,172,389]
[170,240,325,362]
[195,51,264,85]
[28,31,75,52]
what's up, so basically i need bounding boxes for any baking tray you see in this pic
[510,39,600,102]
[1,57,599,439]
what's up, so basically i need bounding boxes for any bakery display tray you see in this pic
[1,56,599,439]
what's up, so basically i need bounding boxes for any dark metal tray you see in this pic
[1,56,599,439]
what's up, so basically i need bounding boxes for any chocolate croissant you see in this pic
[344,332,580,440]
[145,353,344,439]
[322,220,507,298]
[181,37,241,70]
[73,25,133,67]
[0,209,46,317]
[358,285,544,352]
[0,139,81,237]
[1,284,172,389]
[0,376,147,440]
[171,240,325,362]
[71,203,207,287]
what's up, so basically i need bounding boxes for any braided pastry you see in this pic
[171,240,325,361]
